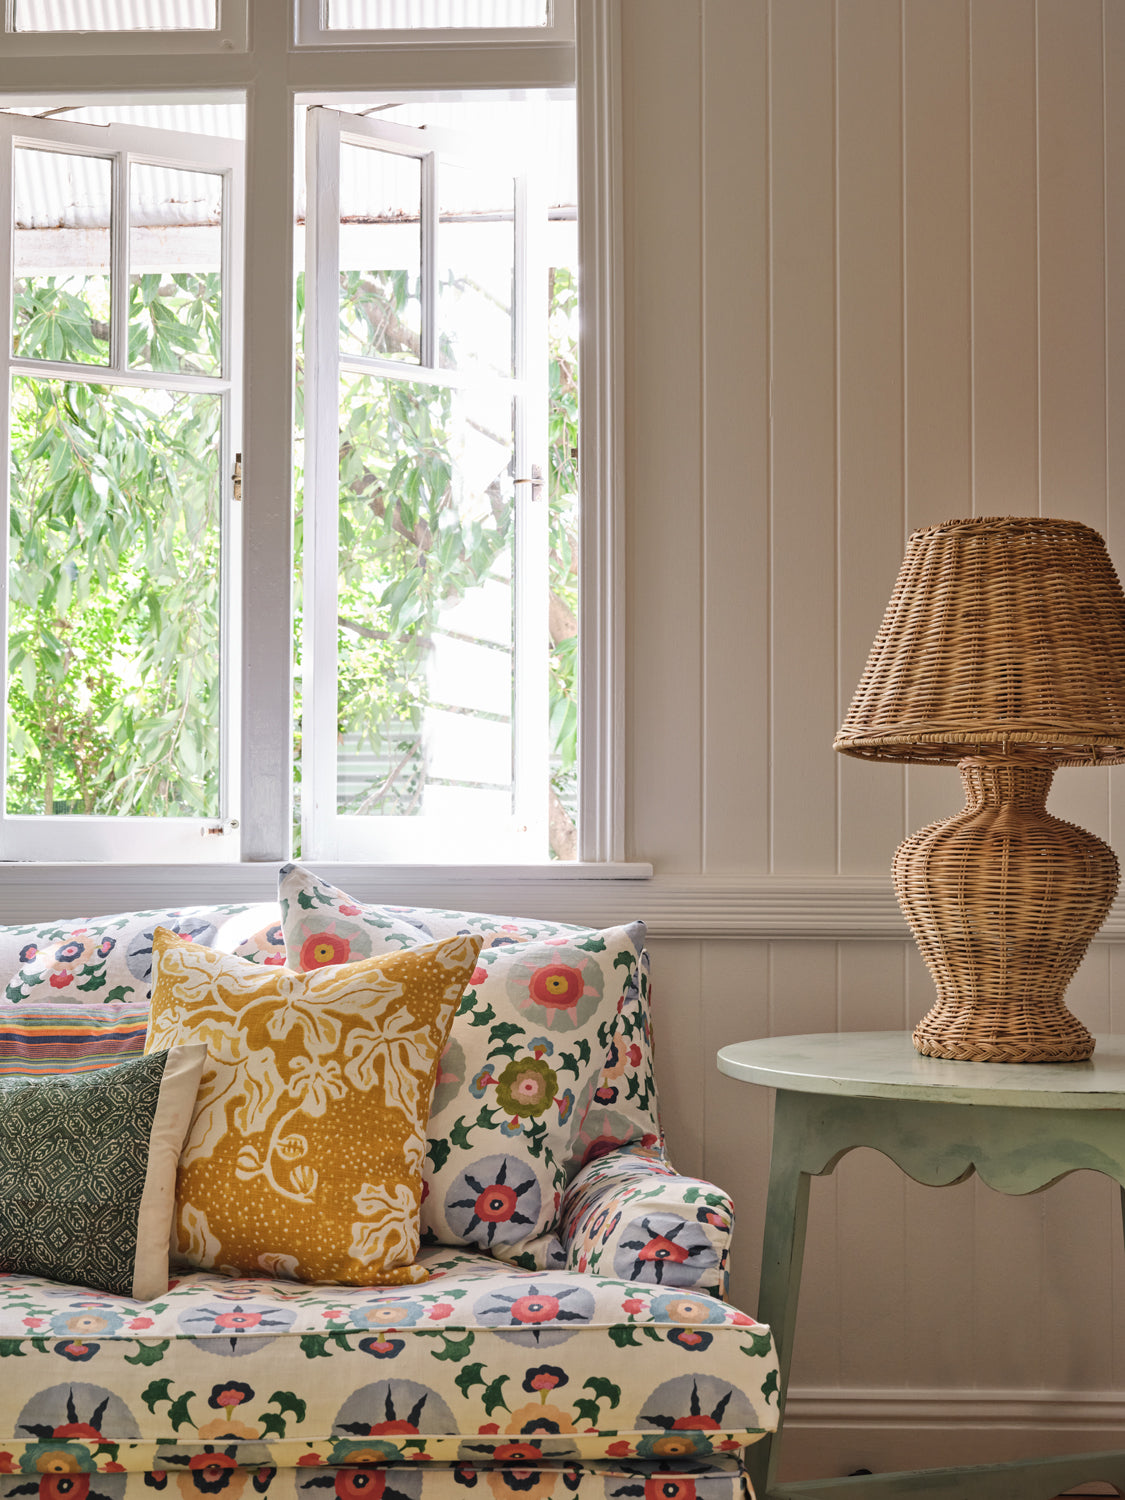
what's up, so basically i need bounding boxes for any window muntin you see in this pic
[0,114,243,861]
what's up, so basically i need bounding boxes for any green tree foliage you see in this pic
[6,261,579,852]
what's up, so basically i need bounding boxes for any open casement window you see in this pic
[302,107,550,862]
[0,113,243,861]
[1,0,248,54]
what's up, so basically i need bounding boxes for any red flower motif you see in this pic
[509,1293,560,1324]
[638,1235,690,1265]
[427,1302,454,1320]
[528,964,586,1010]
[265,954,285,965]
[335,1471,386,1500]
[471,967,488,986]
[49,971,74,989]
[606,1442,631,1458]
[477,1424,500,1436]
[297,1456,325,1467]
[621,1297,644,1314]
[300,931,351,969]
[127,1316,154,1330]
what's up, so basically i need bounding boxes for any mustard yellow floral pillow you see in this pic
[146,927,482,1286]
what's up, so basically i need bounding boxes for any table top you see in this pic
[717,1032,1125,1108]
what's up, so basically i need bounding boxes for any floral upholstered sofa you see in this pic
[0,867,779,1500]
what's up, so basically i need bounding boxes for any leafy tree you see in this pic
[6,258,580,855]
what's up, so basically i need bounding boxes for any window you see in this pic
[1,0,247,52]
[0,110,244,859]
[0,2,626,876]
[294,0,572,48]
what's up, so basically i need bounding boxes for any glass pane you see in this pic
[326,0,548,28]
[12,148,111,367]
[335,373,516,820]
[338,143,422,364]
[438,161,514,377]
[130,162,222,375]
[6,376,222,819]
[13,0,217,29]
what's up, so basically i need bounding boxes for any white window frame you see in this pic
[0,0,248,55]
[0,0,637,900]
[302,107,549,863]
[0,112,244,860]
[294,0,573,50]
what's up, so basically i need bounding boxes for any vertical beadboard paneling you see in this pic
[700,939,772,1312]
[835,941,909,1388]
[622,0,705,871]
[902,1,973,842]
[970,0,1039,513]
[1037,0,1111,844]
[835,0,907,875]
[768,0,840,873]
[647,938,706,1179]
[700,0,772,874]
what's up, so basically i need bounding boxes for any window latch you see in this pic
[232,453,243,502]
[514,463,544,502]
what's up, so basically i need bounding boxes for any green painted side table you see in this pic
[717,1031,1125,1500]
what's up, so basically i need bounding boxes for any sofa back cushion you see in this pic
[278,864,658,1267]
[0,902,285,1006]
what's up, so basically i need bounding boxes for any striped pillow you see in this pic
[0,1001,148,1076]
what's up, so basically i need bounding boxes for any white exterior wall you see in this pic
[621,0,1125,1479]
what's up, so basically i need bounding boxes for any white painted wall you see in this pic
[621,0,1125,1479]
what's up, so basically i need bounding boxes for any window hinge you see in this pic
[201,820,240,837]
[232,453,242,502]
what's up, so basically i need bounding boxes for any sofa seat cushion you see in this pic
[0,1251,777,1472]
[0,1456,753,1500]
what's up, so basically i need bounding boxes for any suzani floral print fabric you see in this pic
[558,1149,734,1301]
[277,868,651,1267]
[0,905,285,1007]
[0,1458,756,1500]
[0,1248,777,1470]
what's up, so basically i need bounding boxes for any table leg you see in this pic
[747,1089,814,1499]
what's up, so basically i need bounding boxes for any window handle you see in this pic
[232,453,243,502]
[514,464,544,502]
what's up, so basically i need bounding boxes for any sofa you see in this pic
[0,869,779,1500]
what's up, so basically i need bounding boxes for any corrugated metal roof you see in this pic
[13,0,216,30]
[325,0,548,26]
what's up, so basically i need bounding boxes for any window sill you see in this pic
[0,860,654,927]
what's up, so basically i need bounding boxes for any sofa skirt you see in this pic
[0,1460,754,1500]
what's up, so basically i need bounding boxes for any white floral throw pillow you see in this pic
[279,863,648,1268]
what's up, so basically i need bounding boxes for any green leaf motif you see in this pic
[0,1339,25,1358]
[258,1412,288,1440]
[468,1002,496,1029]
[299,1333,332,1359]
[577,936,607,953]
[427,1136,451,1174]
[762,1369,779,1405]
[573,1399,601,1426]
[482,1373,510,1416]
[168,1390,196,1432]
[608,1325,641,1348]
[266,1390,307,1422]
[455,1361,487,1399]
[431,1330,474,1362]
[741,1331,772,1359]
[449,1116,474,1151]
[584,1376,621,1408]
[124,1339,169,1366]
[142,1378,174,1413]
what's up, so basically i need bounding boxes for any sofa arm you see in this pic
[557,1143,735,1299]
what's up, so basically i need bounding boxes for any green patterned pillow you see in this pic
[0,1044,206,1299]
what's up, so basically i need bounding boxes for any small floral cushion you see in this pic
[279,865,648,1267]
[0,902,285,1006]
[557,1146,735,1300]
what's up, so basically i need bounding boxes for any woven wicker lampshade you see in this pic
[836,516,1125,1064]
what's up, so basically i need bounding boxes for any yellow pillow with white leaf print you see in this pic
[146,926,482,1285]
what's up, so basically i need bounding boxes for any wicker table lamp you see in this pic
[835,516,1125,1064]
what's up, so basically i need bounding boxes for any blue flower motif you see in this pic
[178,1300,296,1356]
[352,1299,424,1330]
[50,1308,123,1338]
[613,1214,719,1287]
[649,1293,727,1326]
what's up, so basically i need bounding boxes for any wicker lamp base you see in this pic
[896,757,1116,1064]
